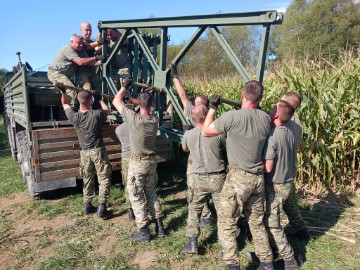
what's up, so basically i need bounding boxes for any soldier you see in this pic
[170,64,213,226]
[112,80,165,242]
[181,104,227,254]
[77,22,104,92]
[48,34,103,109]
[202,81,274,270]
[281,92,310,240]
[107,28,133,88]
[59,86,112,219]
[263,100,299,269]
[115,103,135,221]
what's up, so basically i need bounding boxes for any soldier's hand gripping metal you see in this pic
[54,82,66,94]
[209,94,221,109]
[122,79,133,90]
[95,55,105,61]
[93,91,102,102]
[169,64,179,79]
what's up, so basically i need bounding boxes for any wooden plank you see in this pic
[39,159,80,169]
[105,144,121,152]
[108,153,122,160]
[38,141,79,151]
[35,128,78,140]
[40,150,80,160]
[41,168,79,181]
[32,130,41,182]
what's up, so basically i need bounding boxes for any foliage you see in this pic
[275,0,360,61]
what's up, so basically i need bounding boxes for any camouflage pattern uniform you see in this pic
[48,44,88,108]
[120,106,163,229]
[213,108,273,265]
[115,123,131,208]
[77,37,102,92]
[185,101,213,220]
[263,125,297,260]
[182,127,227,237]
[284,116,307,232]
[65,107,111,204]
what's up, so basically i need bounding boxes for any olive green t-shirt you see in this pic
[115,123,131,159]
[120,106,158,156]
[182,127,226,174]
[214,108,270,174]
[109,39,132,69]
[65,108,107,149]
[287,115,302,152]
[263,125,296,184]
[184,100,195,127]
[49,45,88,77]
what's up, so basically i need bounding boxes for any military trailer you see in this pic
[2,67,171,198]
[3,10,282,198]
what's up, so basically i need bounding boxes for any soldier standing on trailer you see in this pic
[181,104,227,254]
[107,28,133,88]
[59,86,112,219]
[169,64,214,226]
[202,81,274,270]
[77,22,104,92]
[112,80,165,242]
[48,34,104,109]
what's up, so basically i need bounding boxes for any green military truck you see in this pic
[2,67,171,198]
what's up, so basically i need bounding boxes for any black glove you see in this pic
[169,64,179,79]
[209,94,221,109]
[55,82,66,94]
[97,37,104,45]
[123,95,130,102]
[122,79,133,90]
[95,55,105,61]
[93,91,102,101]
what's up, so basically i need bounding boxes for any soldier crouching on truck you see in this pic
[48,34,104,109]
[59,86,112,219]
[112,80,165,242]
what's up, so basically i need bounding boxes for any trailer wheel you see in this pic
[15,131,39,199]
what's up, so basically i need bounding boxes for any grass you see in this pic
[1,117,360,269]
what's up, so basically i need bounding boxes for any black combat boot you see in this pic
[182,237,198,254]
[128,208,135,221]
[155,218,166,237]
[131,227,151,242]
[294,228,310,241]
[228,264,240,270]
[284,257,299,270]
[257,262,274,270]
[83,202,96,215]
[97,203,113,219]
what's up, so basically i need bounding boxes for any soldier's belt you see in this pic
[195,170,226,176]
[80,145,105,151]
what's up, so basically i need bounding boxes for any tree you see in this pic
[276,0,360,60]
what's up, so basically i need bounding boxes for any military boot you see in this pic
[257,262,274,270]
[97,203,113,219]
[228,264,240,270]
[128,208,135,221]
[131,227,151,242]
[83,202,96,215]
[284,257,299,270]
[155,218,166,237]
[182,237,198,254]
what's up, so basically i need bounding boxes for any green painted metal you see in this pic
[98,11,283,141]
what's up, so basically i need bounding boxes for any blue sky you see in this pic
[0,0,291,71]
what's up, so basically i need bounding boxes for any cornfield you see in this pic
[180,50,360,195]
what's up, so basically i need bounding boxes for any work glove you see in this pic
[169,64,179,79]
[95,55,105,61]
[97,37,104,45]
[209,94,221,109]
[122,79,133,90]
[55,82,66,94]
[93,91,102,102]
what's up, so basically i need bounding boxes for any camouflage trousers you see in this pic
[264,181,295,260]
[47,69,77,108]
[77,67,102,92]
[121,157,131,208]
[283,183,307,232]
[80,147,112,204]
[111,66,132,89]
[127,155,163,229]
[187,154,212,220]
[186,173,226,237]
[218,165,273,265]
